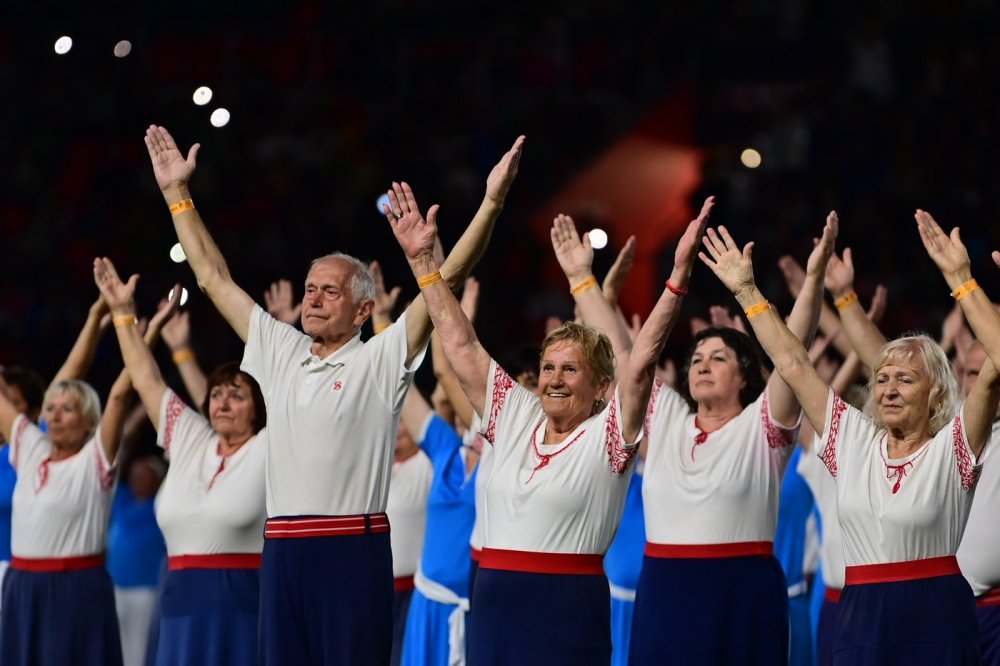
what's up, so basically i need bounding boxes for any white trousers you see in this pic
[115,586,158,666]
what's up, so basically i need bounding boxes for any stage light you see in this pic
[193,86,213,106]
[210,108,230,127]
[589,228,608,249]
[375,193,391,215]
[54,36,73,55]
[169,243,186,263]
[113,40,132,57]
[168,287,190,306]
[740,148,762,169]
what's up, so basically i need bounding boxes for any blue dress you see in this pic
[107,483,165,589]
[401,415,477,666]
[0,447,14,563]
[774,447,816,666]
[603,470,644,666]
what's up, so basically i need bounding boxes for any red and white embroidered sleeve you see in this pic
[819,394,848,478]
[644,379,663,441]
[951,414,980,491]
[483,365,514,444]
[162,392,187,453]
[606,397,638,475]
[93,437,117,490]
[10,416,30,470]
[761,391,798,450]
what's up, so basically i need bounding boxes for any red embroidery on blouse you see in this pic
[94,438,116,491]
[691,419,710,461]
[483,365,514,444]
[207,458,226,491]
[951,414,979,491]
[162,393,187,453]
[644,379,663,440]
[820,394,848,478]
[11,417,29,469]
[879,435,929,494]
[762,391,796,450]
[606,396,637,475]
[526,418,586,483]
[35,458,51,493]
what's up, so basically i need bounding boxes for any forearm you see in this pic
[817,303,854,359]
[52,307,105,384]
[829,289,886,368]
[438,198,502,288]
[161,184,235,296]
[431,332,476,429]
[949,281,1000,371]
[734,287,814,382]
[785,272,824,345]
[568,275,632,370]
[173,354,208,409]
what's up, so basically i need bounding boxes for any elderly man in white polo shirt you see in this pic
[144,124,524,665]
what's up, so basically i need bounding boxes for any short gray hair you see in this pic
[309,252,376,303]
[43,379,102,439]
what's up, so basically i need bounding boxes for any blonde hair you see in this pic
[863,334,957,434]
[43,379,102,439]
[539,322,616,388]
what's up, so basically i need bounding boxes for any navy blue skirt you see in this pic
[468,568,610,665]
[629,554,789,665]
[392,587,414,666]
[816,595,840,666]
[259,531,393,665]
[834,574,979,664]
[978,604,1000,665]
[0,566,123,666]
[154,568,259,666]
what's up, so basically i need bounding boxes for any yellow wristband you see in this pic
[172,349,195,365]
[113,314,138,328]
[951,279,980,302]
[168,199,195,216]
[834,291,858,310]
[417,271,443,289]
[744,300,771,318]
[570,275,598,296]
[373,322,391,334]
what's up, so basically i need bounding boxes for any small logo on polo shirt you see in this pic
[333,381,343,391]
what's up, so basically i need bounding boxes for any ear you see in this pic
[354,299,375,327]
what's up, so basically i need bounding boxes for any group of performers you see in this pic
[0,124,997,666]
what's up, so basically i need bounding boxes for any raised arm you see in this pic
[779,256,853,360]
[159,307,208,410]
[264,279,302,328]
[0,373,20,441]
[94,258,180,440]
[617,197,713,442]
[367,262,402,334]
[550,214,633,377]
[429,277,481,429]
[145,125,256,341]
[699,221,837,436]
[916,210,1000,376]
[50,295,110,386]
[823,247,887,369]
[397,136,525,364]
[386,191,492,417]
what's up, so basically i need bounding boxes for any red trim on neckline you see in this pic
[644,541,773,559]
[845,555,960,585]
[479,548,604,575]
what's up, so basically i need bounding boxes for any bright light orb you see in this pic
[740,148,762,169]
[210,108,230,127]
[588,228,609,250]
[375,193,391,215]
[113,40,132,57]
[192,86,213,106]
[54,36,73,55]
[168,287,190,307]
[169,243,186,263]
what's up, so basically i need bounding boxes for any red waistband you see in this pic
[11,554,104,572]
[845,556,960,585]
[264,513,390,539]
[977,586,1000,607]
[394,575,415,592]
[824,587,842,603]
[479,548,604,575]
[168,553,262,571]
[471,547,482,562]
[644,541,774,559]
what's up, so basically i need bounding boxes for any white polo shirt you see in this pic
[957,419,1000,596]
[8,415,117,558]
[478,361,639,554]
[817,390,981,566]
[154,389,267,556]
[241,306,426,517]
[643,380,799,545]
[798,437,845,589]
[386,448,432,578]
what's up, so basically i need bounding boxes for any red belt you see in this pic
[479,548,604,575]
[11,554,104,572]
[977,586,1000,607]
[470,547,482,562]
[845,556,960,585]
[644,541,774,559]
[824,587,842,603]
[394,575,415,592]
[264,513,390,539]
[168,553,262,571]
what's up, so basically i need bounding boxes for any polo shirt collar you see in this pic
[299,331,363,368]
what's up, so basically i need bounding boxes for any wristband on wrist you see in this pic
[570,275,598,296]
[113,314,138,328]
[665,280,688,296]
[168,199,195,216]
[172,348,195,365]
[951,279,980,302]
[834,291,858,310]
[743,300,770,318]
[417,271,443,289]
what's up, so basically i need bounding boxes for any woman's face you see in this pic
[687,336,746,408]
[44,391,90,450]
[874,356,933,433]
[539,341,605,426]
[208,375,257,442]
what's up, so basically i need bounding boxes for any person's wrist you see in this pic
[733,284,758,304]
[482,193,505,210]
[409,254,439,279]
[944,267,974,289]
[831,285,854,300]
[161,183,191,204]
